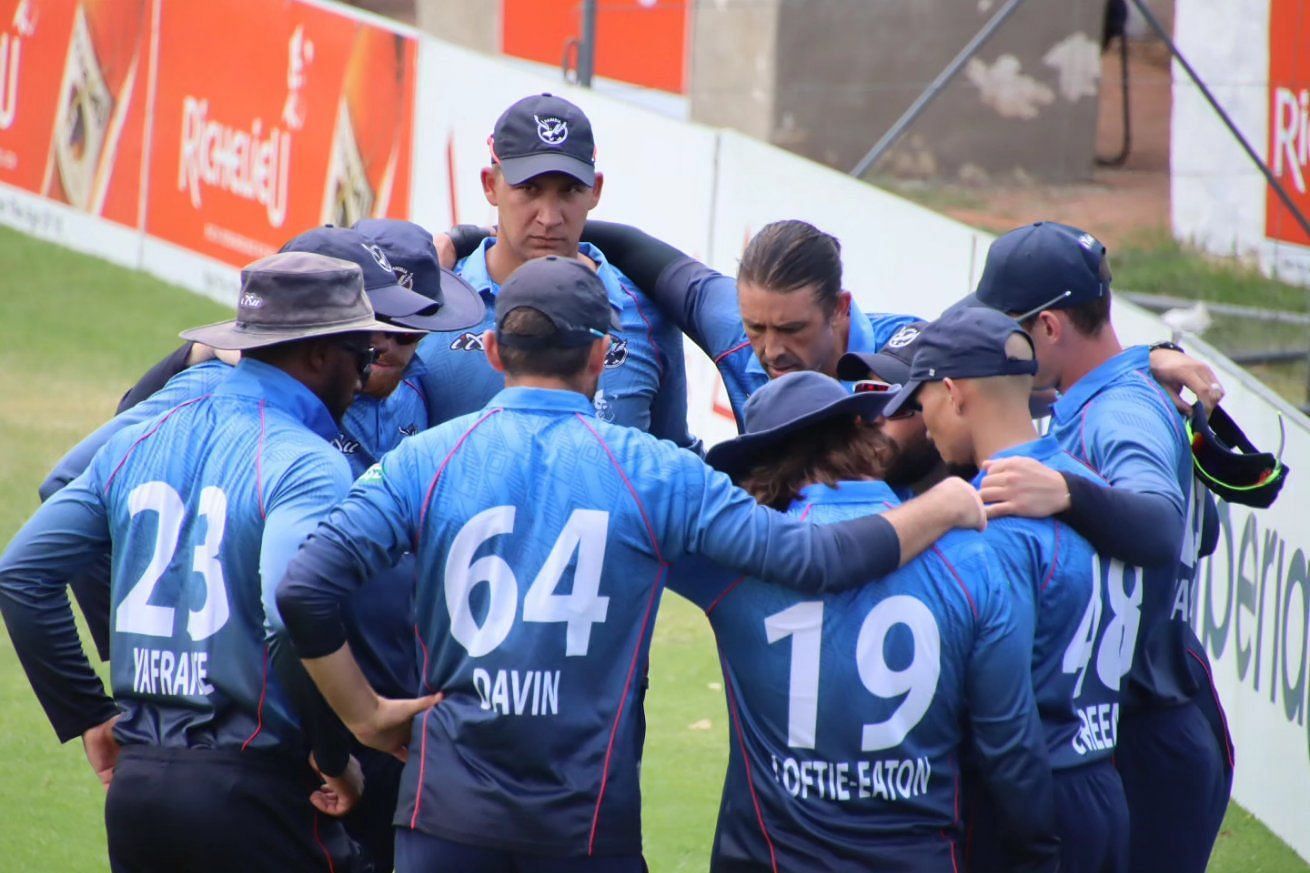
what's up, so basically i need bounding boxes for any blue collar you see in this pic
[794,478,900,508]
[1051,346,1149,426]
[488,385,596,416]
[969,436,1062,488]
[213,358,340,441]
[746,298,874,382]
[459,239,626,316]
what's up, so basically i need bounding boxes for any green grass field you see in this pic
[0,225,1306,870]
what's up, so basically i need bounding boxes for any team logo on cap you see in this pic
[394,265,414,289]
[604,337,629,368]
[362,243,394,273]
[1077,232,1098,250]
[450,332,485,352]
[239,291,264,309]
[535,115,568,145]
[887,326,919,349]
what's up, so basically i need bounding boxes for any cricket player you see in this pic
[885,309,1132,872]
[276,256,987,872]
[958,222,1233,872]
[417,93,699,449]
[670,370,1059,872]
[31,221,484,873]
[0,253,436,872]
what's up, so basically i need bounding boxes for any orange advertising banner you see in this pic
[1267,0,1310,246]
[0,0,152,227]
[146,0,416,266]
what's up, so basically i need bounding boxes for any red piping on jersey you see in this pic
[706,505,812,617]
[241,644,270,750]
[575,414,666,563]
[588,562,665,855]
[931,546,978,619]
[1040,521,1061,592]
[415,625,433,693]
[714,338,752,365]
[722,658,779,872]
[255,400,267,520]
[416,408,502,550]
[311,811,336,873]
[103,396,208,494]
[575,415,669,853]
[1186,648,1235,769]
[622,286,664,381]
[410,707,434,829]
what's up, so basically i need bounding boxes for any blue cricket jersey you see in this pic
[416,239,697,447]
[670,480,1057,872]
[972,437,1136,770]
[0,360,352,760]
[36,356,430,700]
[1048,347,1205,709]
[651,256,920,425]
[277,387,905,858]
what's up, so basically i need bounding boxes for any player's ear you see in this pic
[484,331,507,373]
[834,290,853,321]
[481,167,500,207]
[587,172,604,209]
[943,378,966,414]
[586,336,610,375]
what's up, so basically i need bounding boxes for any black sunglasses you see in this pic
[334,340,379,381]
[853,379,918,419]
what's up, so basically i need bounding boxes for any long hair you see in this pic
[738,220,843,312]
[738,418,890,511]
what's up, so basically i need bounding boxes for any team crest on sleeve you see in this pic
[887,326,920,349]
[593,389,615,422]
[450,332,485,352]
[358,463,384,484]
[534,115,568,145]
[604,337,629,368]
[398,424,418,437]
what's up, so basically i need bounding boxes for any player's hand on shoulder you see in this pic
[979,456,1071,520]
[1149,346,1224,413]
[355,692,444,763]
[309,753,364,817]
[81,714,121,791]
[925,476,987,532]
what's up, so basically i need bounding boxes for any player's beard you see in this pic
[882,432,946,488]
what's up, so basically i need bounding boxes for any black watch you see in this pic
[1148,340,1185,354]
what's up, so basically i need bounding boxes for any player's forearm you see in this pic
[1059,474,1184,566]
[0,585,116,742]
[300,643,385,740]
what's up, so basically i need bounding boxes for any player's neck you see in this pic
[486,239,591,285]
[971,404,1041,465]
[504,373,592,396]
[1058,327,1124,393]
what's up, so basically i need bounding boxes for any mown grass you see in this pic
[0,225,1303,870]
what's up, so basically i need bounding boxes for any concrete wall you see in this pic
[414,0,499,54]
[693,0,1106,182]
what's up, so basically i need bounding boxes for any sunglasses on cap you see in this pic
[1186,402,1290,508]
[854,380,917,419]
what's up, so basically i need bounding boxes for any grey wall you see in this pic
[414,0,499,54]
[693,0,1107,183]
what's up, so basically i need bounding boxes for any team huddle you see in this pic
[1,92,1285,873]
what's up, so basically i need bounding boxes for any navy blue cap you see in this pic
[496,256,621,349]
[836,321,928,385]
[884,309,1038,418]
[352,218,485,332]
[279,226,447,330]
[705,371,895,481]
[489,94,596,186]
[955,221,1111,318]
